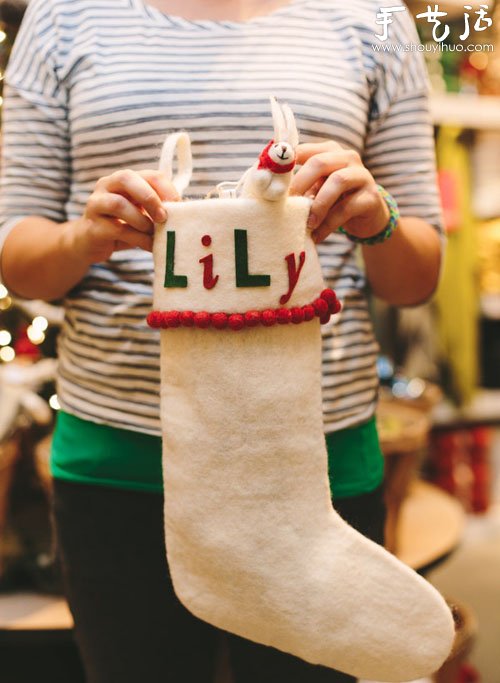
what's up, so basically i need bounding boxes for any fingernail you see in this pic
[307,213,317,229]
[156,207,167,222]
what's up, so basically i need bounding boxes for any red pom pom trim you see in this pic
[245,311,261,327]
[261,310,277,327]
[165,311,180,328]
[180,311,195,327]
[228,314,245,330]
[212,312,228,329]
[332,299,342,314]
[147,311,163,328]
[147,288,341,332]
[193,312,211,328]
[302,305,316,322]
[313,298,329,317]
[276,308,292,324]
[320,288,336,305]
[290,307,305,324]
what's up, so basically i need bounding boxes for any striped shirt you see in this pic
[0,0,442,436]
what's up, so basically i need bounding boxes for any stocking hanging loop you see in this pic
[159,132,193,197]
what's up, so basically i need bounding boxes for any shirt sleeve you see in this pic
[0,0,70,281]
[362,7,443,234]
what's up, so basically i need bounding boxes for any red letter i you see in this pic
[199,235,219,290]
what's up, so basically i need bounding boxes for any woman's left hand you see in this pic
[289,141,390,244]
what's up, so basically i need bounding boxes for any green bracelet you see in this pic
[338,185,399,245]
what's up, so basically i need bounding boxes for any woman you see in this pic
[0,0,442,681]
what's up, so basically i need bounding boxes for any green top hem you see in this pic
[50,463,164,493]
[50,410,384,499]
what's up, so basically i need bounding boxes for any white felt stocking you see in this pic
[150,134,455,682]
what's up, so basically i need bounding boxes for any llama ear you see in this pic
[282,103,299,149]
[270,95,286,141]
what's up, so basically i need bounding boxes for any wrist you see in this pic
[339,186,399,245]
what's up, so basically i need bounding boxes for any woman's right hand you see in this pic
[70,169,180,264]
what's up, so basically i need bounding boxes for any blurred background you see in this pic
[0,0,500,681]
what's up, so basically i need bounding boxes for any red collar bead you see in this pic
[147,288,341,332]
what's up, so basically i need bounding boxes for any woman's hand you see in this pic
[70,169,179,264]
[289,141,390,243]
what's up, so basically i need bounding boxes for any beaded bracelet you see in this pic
[338,185,399,245]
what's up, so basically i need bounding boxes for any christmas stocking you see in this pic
[149,123,455,681]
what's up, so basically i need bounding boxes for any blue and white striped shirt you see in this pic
[0,0,442,435]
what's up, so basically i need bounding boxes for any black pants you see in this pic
[51,479,386,683]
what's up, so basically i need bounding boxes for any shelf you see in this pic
[432,389,500,426]
[430,93,500,130]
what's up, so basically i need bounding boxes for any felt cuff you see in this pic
[152,196,327,315]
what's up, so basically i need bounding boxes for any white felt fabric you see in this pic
[153,196,321,313]
[154,197,455,681]
[158,131,193,196]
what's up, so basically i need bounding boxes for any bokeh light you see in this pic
[0,346,16,362]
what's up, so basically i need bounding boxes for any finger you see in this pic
[304,178,325,198]
[100,169,167,222]
[114,241,135,252]
[307,166,372,230]
[87,216,154,251]
[312,190,373,243]
[138,169,180,203]
[88,192,154,234]
[111,220,154,252]
[290,150,361,197]
[295,140,343,165]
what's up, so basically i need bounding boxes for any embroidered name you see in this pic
[164,229,307,304]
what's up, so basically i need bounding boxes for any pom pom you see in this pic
[320,288,341,314]
[302,305,315,321]
[147,311,162,328]
[228,314,245,331]
[313,298,329,317]
[320,289,336,306]
[194,312,211,329]
[276,308,292,324]
[164,311,181,328]
[212,312,228,329]
[146,295,337,333]
[180,311,195,327]
[290,307,305,324]
[244,311,261,327]
[261,310,277,327]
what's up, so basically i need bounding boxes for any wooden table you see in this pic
[377,396,466,571]
[377,399,431,554]
[395,480,465,573]
[0,592,73,642]
[0,592,84,682]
